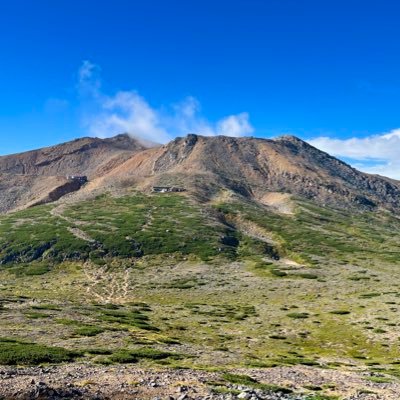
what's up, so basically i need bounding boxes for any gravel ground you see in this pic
[0,365,399,400]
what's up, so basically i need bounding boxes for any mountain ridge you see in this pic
[0,134,155,213]
[98,133,400,212]
[0,132,399,214]
[2,133,400,397]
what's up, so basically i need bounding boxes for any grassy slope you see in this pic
[1,191,400,393]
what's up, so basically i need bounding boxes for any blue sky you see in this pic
[1,0,400,177]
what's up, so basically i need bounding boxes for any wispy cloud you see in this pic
[308,129,400,179]
[78,60,101,97]
[77,60,254,143]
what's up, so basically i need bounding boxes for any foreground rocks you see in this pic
[0,365,399,400]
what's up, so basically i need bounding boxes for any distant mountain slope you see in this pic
[3,134,400,386]
[1,132,400,214]
[101,134,400,211]
[0,174,84,214]
[0,134,156,213]
[0,134,151,178]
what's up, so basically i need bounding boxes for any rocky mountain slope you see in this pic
[0,134,154,213]
[103,134,400,211]
[2,134,400,399]
[2,132,400,214]
[0,134,150,178]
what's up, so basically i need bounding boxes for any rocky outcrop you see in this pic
[30,178,88,207]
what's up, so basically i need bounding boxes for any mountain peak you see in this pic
[274,134,307,143]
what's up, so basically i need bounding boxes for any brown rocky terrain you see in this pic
[0,134,154,213]
[0,134,150,178]
[2,132,400,213]
[1,364,398,400]
[147,134,400,209]
[2,133,400,400]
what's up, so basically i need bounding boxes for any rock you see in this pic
[238,392,252,399]
[32,382,57,399]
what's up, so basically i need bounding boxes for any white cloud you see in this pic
[78,60,101,96]
[78,61,254,143]
[308,129,400,179]
[217,113,253,137]
[88,91,171,144]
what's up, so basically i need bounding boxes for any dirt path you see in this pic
[141,206,156,231]
[82,261,132,304]
[82,262,108,302]
[51,204,96,243]
[51,201,132,304]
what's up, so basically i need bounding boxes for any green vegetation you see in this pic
[10,262,52,276]
[222,373,293,393]
[271,268,287,277]
[215,198,400,264]
[0,193,240,266]
[108,347,183,364]
[287,312,310,319]
[64,193,237,261]
[0,338,79,365]
[298,273,318,279]
[73,326,105,337]
[97,307,159,331]
[329,310,351,315]
[0,190,400,384]
[221,373,258,385]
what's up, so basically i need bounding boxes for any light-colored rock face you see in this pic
[1,132,400,214]
[0,174,65,213]
[0,134,150,178]
[0,134,156,213]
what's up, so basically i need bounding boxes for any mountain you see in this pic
[101,133,400,211]
[0,134,150,177]
[2,132,399,214]
[1,133,400,398]
[0,134,154,213]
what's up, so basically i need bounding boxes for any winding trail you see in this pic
[51,204,133,303]
[50,204,96,243]
[82,261,133,304]
[141,206,156,231]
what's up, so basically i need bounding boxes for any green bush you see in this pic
[287,312,309,319]
[271,269,287,277]
[330,310,351,315]
[109,351,138,364]
[298,273,318,279]
[73,326,105,337]
[129,347,182,360]
[222,373,257,385]
[0,338,79,365]
[222,373,292,393]
[109,347,182,364]
[10,263,52,277]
